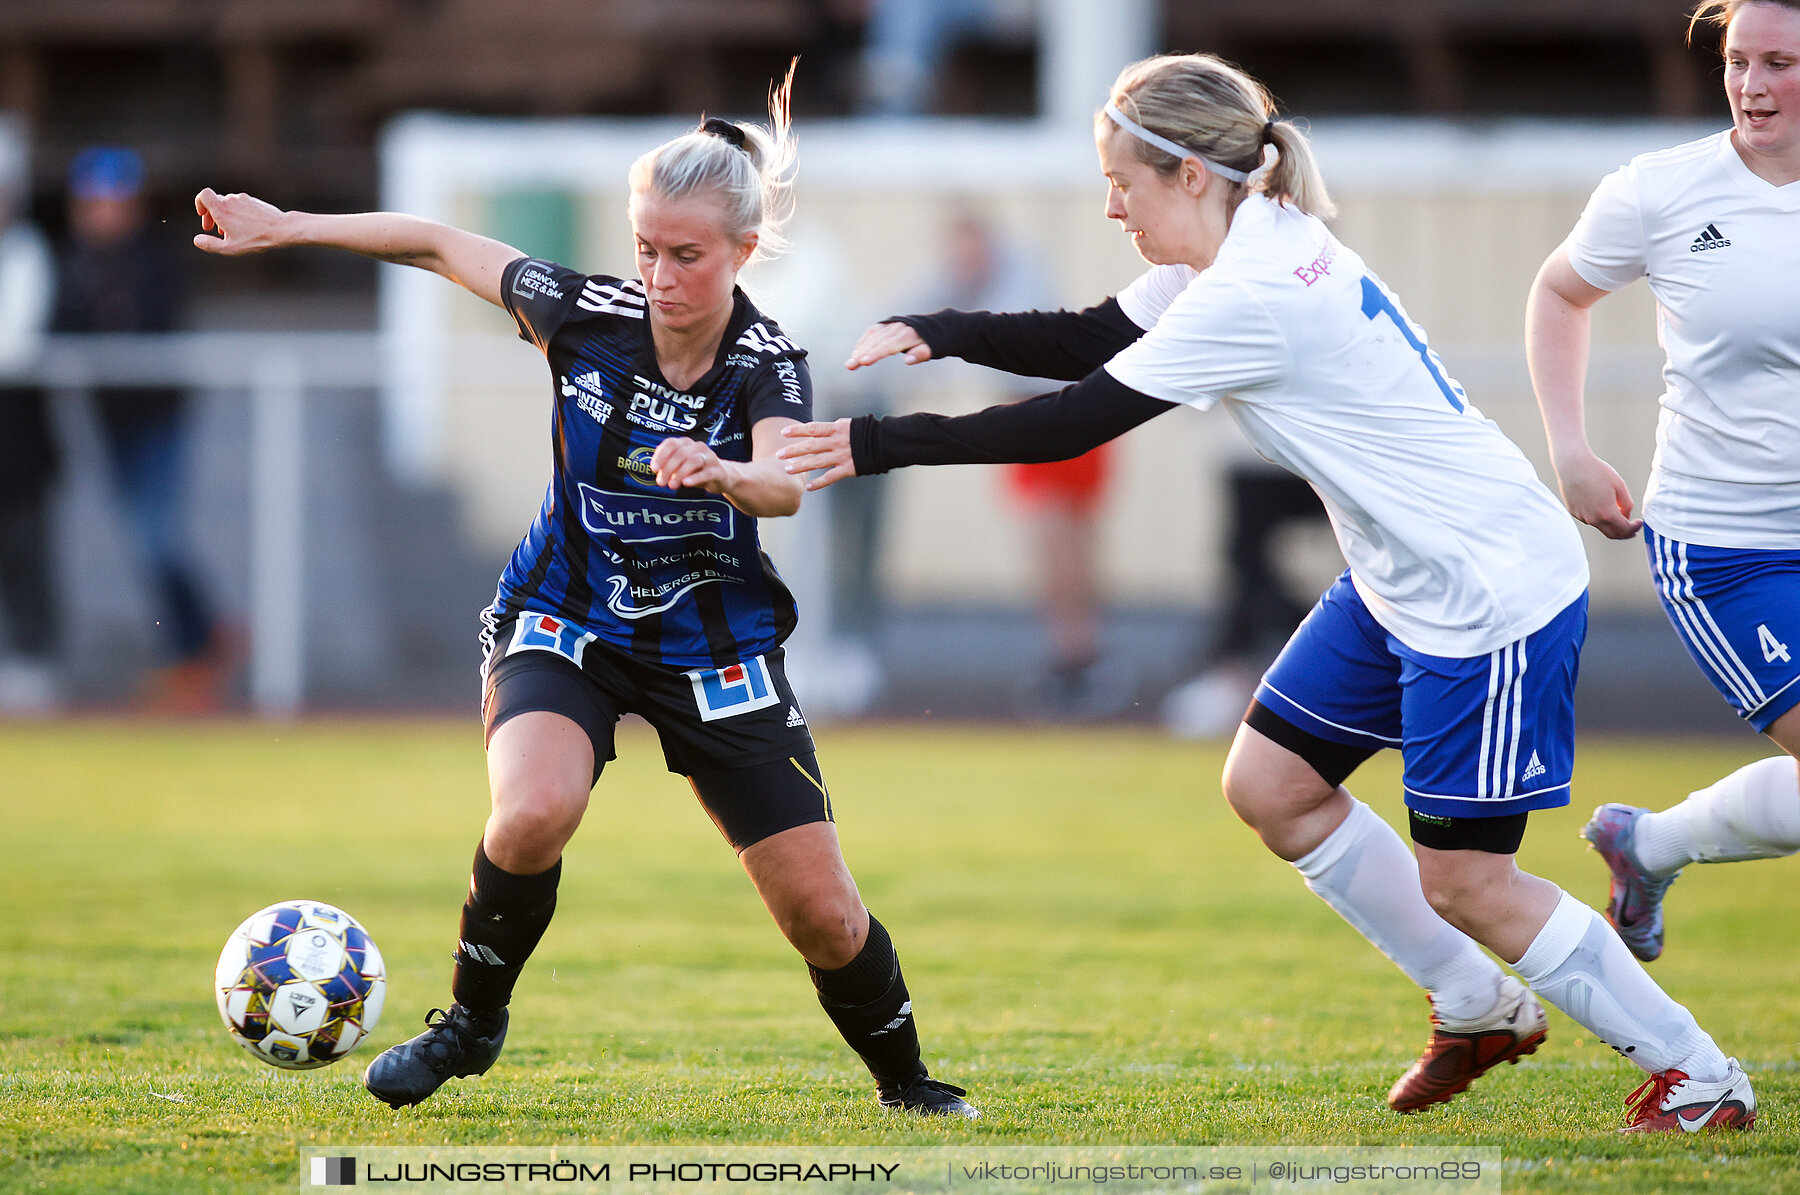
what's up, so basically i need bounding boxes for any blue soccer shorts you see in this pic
[1254,571,1588,819]
[1646,526,1800,732]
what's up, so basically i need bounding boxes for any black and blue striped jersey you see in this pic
[482,256,811,669]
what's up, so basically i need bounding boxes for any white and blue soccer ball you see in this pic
[214,900,386,1070]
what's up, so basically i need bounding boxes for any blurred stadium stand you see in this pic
[1164,1,1722,118]
[0,1,1749,731]
[0,1,1723,207]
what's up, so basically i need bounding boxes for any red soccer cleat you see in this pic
[1388,977,1547,1113]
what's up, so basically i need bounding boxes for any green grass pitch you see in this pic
[3,720,1798,1192]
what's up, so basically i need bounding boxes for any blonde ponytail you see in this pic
[1101,54,1335,220]
[629,59,800,263]
[1262,118,1334,220]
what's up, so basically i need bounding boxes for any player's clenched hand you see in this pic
[192,188,294,256]
[844,321,931,370]
[652,436,737,494]
[777,419,856,491]
[1553,449,1642,539]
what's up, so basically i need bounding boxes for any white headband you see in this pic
[1103,101,1249,183]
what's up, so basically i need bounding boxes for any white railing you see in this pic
[7,330,1669,719]
[11,332,382,717]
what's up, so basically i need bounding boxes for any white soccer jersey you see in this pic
[1565,131,1800,549]
[1108,195,1588,659]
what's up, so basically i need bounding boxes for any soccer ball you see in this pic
[214,900,386,1070]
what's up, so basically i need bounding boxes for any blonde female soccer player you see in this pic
[781,52,1752,1132]
[192,74,975,1117]
[1527,0,1800,972]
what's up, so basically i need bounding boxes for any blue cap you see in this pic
[69,147,145,201]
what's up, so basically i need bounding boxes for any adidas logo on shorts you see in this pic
[1689,223,1731,252]
[1521,750,1546,782]
[785,705,805,728]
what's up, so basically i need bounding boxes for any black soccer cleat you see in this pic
[876,1072,980,1118]
[363,1004,508,1108]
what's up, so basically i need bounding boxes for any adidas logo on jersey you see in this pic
[1689,223,1731,253]
[785,705,805,728]
[1521,750,1546,783]
[577,278,647,316]
[736,321,799,356]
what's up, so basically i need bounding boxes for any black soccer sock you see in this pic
[450,842,560,1014]
[808,914,924,1086]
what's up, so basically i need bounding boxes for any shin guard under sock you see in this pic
[1514,890,1727,1080]
[450,842,560,1014]
[808,914,923,1085]
[1292,798,1506,1023]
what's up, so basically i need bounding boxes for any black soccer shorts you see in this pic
[481,614,824,849]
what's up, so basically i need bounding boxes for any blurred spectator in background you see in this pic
[739,212,888,715]
[860,0,1033,115]
[54,147,226,711]
[0,174,60,714]
[907,207,1125,717]
[823,374,890,706]
[1162,446,1332,738]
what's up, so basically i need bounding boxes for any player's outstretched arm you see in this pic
[651,418,805,516]
[780,370,1176,491]
[1526,245,1641,540]
[777,419,856,491]
[845,301,1144,382]
[845,321,932,370]
[193,188,523,310]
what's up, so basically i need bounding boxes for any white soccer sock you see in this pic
[1634,755,1800,874]
[1291,798,1504,1024]
[1513,890,1728,1081]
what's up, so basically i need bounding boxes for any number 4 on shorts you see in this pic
[1759,623,1791,664]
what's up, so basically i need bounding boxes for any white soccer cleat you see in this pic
[1622,1058,1755,1133]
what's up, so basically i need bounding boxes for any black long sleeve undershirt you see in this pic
[849,367,1178,475]
[893,297,1144,382]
